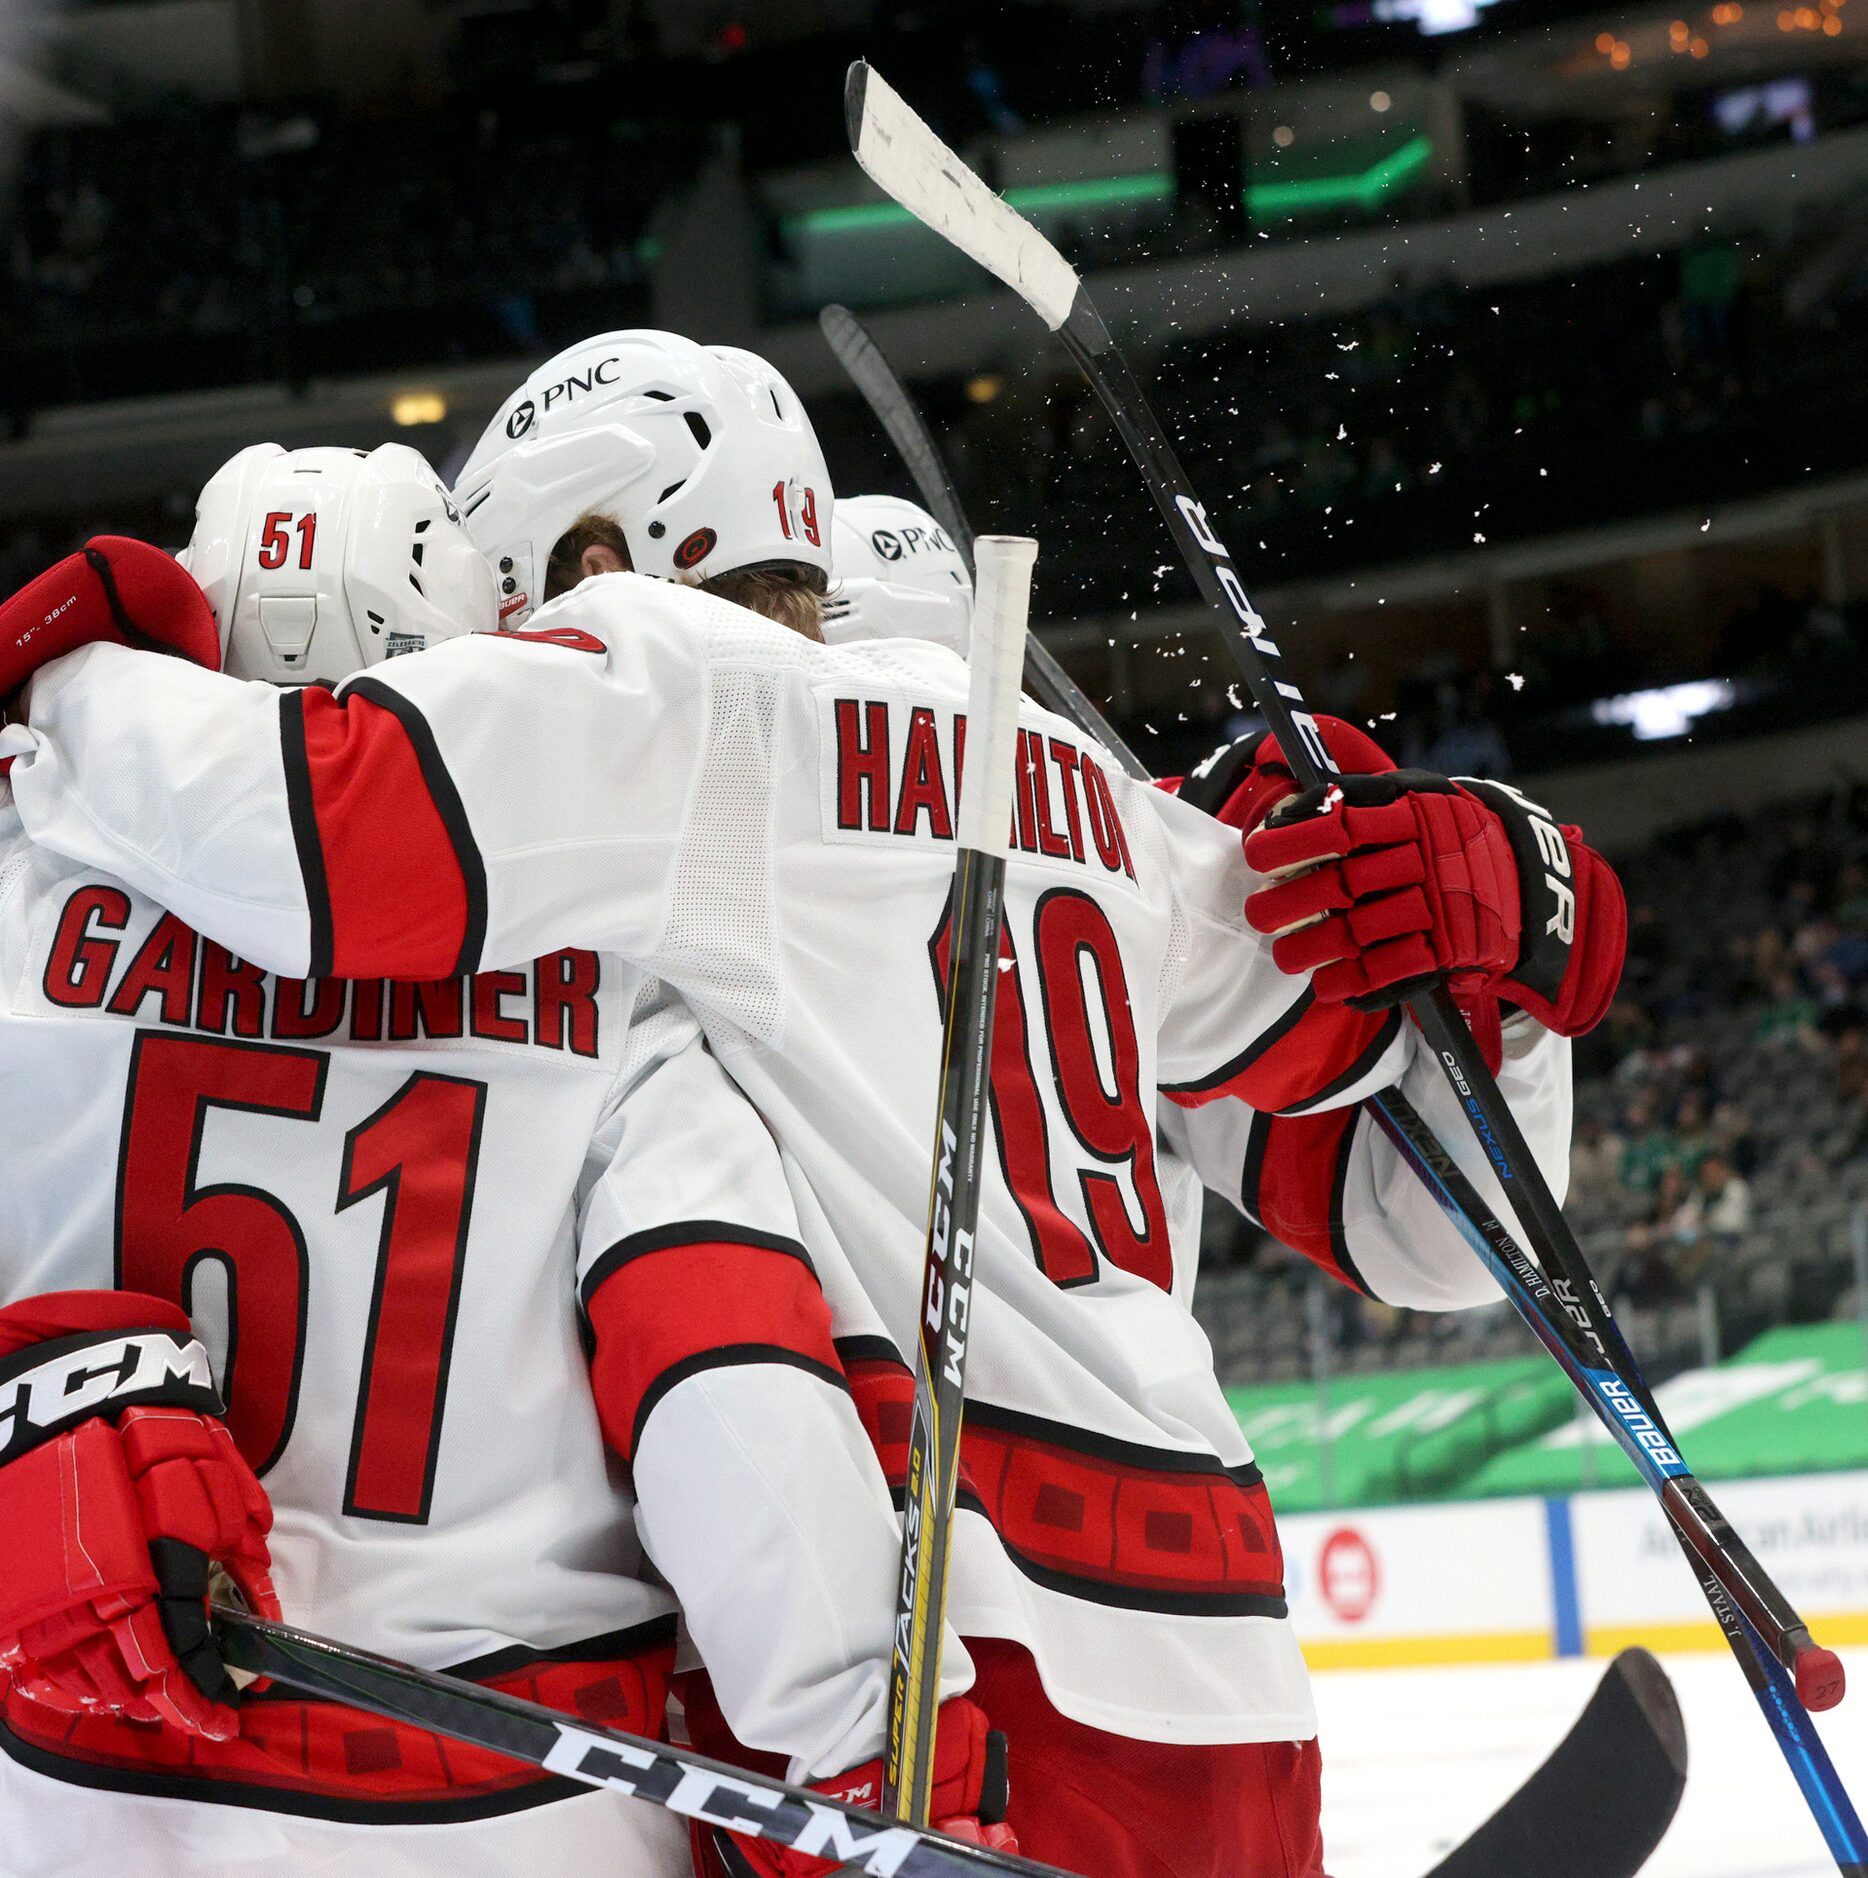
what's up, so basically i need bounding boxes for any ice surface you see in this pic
[1313,1647,1867,1877]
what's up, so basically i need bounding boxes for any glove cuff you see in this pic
[1457,780,1625,1037]
[0,540,219,700]
[1183,715,1397,835]
[0,1323,223,1468]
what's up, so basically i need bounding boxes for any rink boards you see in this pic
[1281,1469,1868,1667]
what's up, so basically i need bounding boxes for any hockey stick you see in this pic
[1376,1085,1867,1872]
[817,303,1148,781]
[1424,1649,1686,1878]
[818,301,1697,1878]
[211,1608,1065,1878]
[844,61,1866,1873]
[886,534,1035,1824]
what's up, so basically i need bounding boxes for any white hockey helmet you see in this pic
[454,330,833,627]
[183,443,496,684]
[821,494,973,655]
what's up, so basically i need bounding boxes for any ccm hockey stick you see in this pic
[819,306,1693,1878]
[844,61,1866,1872]
[818,303,1147,781]
[212,1609,1065,1878]
[886,534,1035,1823]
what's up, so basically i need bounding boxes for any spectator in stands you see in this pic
[1709,1100,1759,1179]
[1770,820,1838,911]
[1835,861,1868,930]
[1423,672,1512,779]
[1617,1094,1679,1196]
[1826,1006,1868,1104]
[1673,1153,1752,1258]
[1670,1092,1716,1179]
[1569,1112,1626,1209]
[1620,1164,1693,1302]
[1755,968,1820,1048]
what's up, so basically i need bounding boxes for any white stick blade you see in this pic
[846,62,1080,332]
[957,535,1037,857]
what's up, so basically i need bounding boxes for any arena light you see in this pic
[792,136,1434,238]
[1253,133,1432,216]
[391,391,447,427]
[1589,678,1738,740]
[1367,0,1504,31]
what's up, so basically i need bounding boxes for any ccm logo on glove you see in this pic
[0,1294,281,1743]
[0,1329,222,1467]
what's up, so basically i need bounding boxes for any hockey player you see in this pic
[0,444,1003,1878]
[0,335,1626,1878]
[820,492,973,655]
[827,490,1595,1312]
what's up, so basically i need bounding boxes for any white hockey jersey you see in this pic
[2,573,1571,1745]
[0,793,938,1873]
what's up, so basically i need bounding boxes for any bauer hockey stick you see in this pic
[1373,1084,1867,1872]
[844,62,1866,1872]
[885,533,1035,1824]
[818,303,1147,781]
[819,308,1697,1878]
[211,1608,1063,1878]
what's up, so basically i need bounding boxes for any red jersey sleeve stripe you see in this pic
[1162,994,1397,1115]
[582,1231,844,1462]
[1241,1106,1371,1295]
[1273,1008,1403,1116]
[284,681,485,982]
[279,689,337,979]
[1160,987,1314,1105]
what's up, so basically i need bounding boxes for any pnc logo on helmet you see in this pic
[505,400,537,440]
[674,527,717,570]
[871,530,904,561]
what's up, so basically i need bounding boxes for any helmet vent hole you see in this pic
[415,518,431,533]
[658,480,686,504]
[683,411,712,451]
[411,542,425,566]
[409,573,425,597]
[769,388,783,419]
[642,389,675,402]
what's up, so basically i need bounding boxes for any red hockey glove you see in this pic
[707,1696,1015,1878]
[1180,714,1398,835]
[0,538,220,704]
[1243,771,1626,1067]
[0,1291,279,1742]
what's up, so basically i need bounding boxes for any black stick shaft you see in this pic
[886,845,1005,1820]
[817,302,1149,781]
[213,1610,1062,1878]
[884,534,1033,1822]
[1052,292,1821,1672]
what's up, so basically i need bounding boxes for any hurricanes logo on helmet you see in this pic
[506,400,537,440]
[675,527,717,570]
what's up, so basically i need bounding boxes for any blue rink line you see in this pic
[1543,1495,1584,1659]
